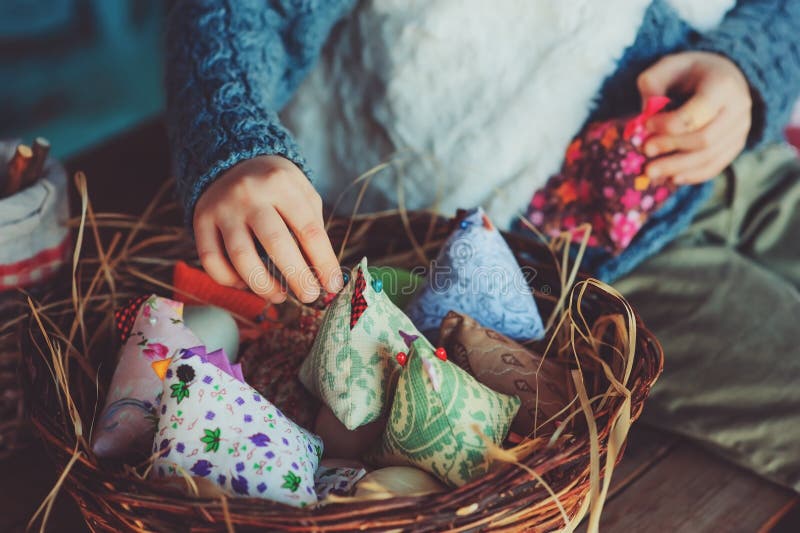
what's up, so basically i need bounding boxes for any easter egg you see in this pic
[183,305,240,362]
[354,466,447,498]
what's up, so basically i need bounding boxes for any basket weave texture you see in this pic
[22,191,663,532]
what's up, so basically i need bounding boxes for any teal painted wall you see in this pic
[0,0,164,158]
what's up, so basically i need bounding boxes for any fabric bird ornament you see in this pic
[368,338,520,487]
[525,96,675,254]
[439,311,573,436]
[298,257,425,430]
[92,294,203,458]
[405,207,545,342]
[152,348,323,507]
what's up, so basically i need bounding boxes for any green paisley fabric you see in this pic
[369,338,520,487]
[298,257,424,430]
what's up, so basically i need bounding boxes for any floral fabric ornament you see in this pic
[439,311,573,436]
[526,96,675,254]
[153,351,323,507]
[298,257,425,430]
[368,338,520,487]
[405,207,545,342]
[93,294,202,458]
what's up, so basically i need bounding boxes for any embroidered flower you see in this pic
[654,186,671,203]
[621,151,646,175]
[142,342,169,359]
[201,427,222,453]
[530,191,547,210]
[170,381,190,403]
[565,139,583,165]
[641,195,654,210]
[231,475,249,495]
[600,126,619,149]
[190,459,213,477]
[610,211,643,249]
[249,433,271,447]
[555,181,578,204]
[282,471,302,492]
[620,189,642,210]
[176,365,195,383]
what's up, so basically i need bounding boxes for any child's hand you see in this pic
[637,51,752,185]
[193,155,343,303]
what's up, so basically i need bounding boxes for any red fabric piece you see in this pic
[114,294,149,343]
[526,97,675,254]
[171,261,278,326]
[349,267,368,329]
[0,234,71,291]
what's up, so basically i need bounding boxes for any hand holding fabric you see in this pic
[638,51,752,185]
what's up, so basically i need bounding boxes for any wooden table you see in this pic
[2,120,798,532]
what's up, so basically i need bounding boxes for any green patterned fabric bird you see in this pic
[368,338,520,487]
[298,257,425,430]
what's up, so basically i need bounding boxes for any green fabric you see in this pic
[368,338,520,488]
[614,143,800,493]
[367,266,423,309]
[298,257,423,430]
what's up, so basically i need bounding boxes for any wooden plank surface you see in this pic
[592,442,797,532]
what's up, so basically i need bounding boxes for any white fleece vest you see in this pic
[282,0,733,228]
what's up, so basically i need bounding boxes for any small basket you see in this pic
[21,181,662,532]
[0,139,71,460]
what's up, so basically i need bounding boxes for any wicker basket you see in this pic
[21,187,662,532]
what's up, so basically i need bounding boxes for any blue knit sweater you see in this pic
[166,0,800,282]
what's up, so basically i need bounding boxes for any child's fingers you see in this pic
[645,135,729,181]
[250,207,320,304]
[637,54,691,101]
[673,130,746,185]
[644,107,737,157]
[277,201,342,294]
[221,223,286,303]
[646,91,720,135]
[194,216,244,288]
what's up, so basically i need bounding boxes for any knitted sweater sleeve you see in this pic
[692,0,800,147]
[166,0,355,226]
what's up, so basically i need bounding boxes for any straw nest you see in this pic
[0,293,30,460]
[21,174,662,532]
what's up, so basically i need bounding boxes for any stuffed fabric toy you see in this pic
[439,311,572,436]
[405,207,545,342]
[152,349,323,507]
[368,338,520,487]
[298,257,424,430]
[526,96,675,254]
[92,294,202,458]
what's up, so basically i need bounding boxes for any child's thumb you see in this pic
[637,54,689,107]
